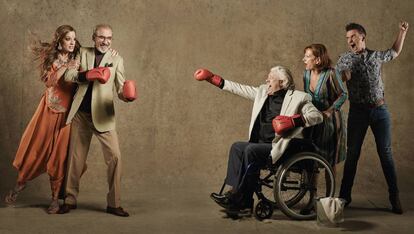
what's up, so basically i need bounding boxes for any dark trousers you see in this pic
[340,104,399,199]
[225,141,272,195]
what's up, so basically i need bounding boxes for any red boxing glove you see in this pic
[194,68,223,88]
[86,67,111,84]
[272,114,304,135]
[123,80,137,102]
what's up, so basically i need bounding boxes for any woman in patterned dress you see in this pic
[4,25,80,214]
[302,44,348,173]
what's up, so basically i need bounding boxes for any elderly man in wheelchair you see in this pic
[194,65,334,220]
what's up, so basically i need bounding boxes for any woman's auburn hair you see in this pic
[304,43,332,71]
[30,25,81,82]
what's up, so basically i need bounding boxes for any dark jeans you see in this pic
[340,104,399,199]
[225,142,272,194]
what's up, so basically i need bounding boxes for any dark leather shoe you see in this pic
[210,192,229,200]
[210,190,233,200]
[106,206,129,217]
[210,193,231,208]
[225,198,254,217]
[389,194,403,214]
[58,204,77,214]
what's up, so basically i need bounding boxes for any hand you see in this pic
[400,21,409,32]
[341,70,351,81]
[122,80,137,102]
[67,60,80,70]
[118,92,129,102]
[322,110,332,119]
[272,114,304,135]
[194,68,223,88]
[86,67,111,84]
[110,48,119,57]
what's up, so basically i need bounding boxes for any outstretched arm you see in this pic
[194,68,258,101]
[391,21,409,57]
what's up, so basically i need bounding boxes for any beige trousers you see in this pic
[64,111,122,208]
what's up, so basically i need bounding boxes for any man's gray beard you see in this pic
[96,46,110,53]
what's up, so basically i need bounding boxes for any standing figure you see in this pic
[5,25,80,214]
[336,21,409,214]
[60,24,136,217]
[302,44,347,170]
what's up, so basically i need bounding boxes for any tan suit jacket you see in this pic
[64,47,126,132]
[223,80,323,163]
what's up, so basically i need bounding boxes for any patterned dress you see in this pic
[303,68,347,165]
[12,60,75,199]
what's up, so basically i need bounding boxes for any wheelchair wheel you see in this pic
[254,200,273,220]
[274,152,335,220]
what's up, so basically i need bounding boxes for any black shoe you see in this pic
[225,197,254,217]
[210,194,230,209]
[58,203,77,214]
[210,191,231,200]
[106,206,130,217]
[210,192,231,208]
[389,194,403,214]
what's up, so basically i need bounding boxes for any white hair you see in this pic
[92,24,113,39]
[269,65,295,90]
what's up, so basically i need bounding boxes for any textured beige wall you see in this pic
[1,0,413,198]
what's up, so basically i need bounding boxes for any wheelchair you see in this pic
[216,137,335,221]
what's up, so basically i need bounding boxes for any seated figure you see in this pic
[194,65,323,215]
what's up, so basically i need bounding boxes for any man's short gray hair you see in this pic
[92,24,113,39]
[269,65,295,90]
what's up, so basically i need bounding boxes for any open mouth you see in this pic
[267,84,273,93]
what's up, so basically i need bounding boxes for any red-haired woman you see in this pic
[302,44,348,172]
[5,25,80,214]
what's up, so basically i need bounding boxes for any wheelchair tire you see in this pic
[254,200,274,220]
[274,152,335,220]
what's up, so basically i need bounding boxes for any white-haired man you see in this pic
[194,66,323,215]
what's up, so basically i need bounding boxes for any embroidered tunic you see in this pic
[12,59,75,198]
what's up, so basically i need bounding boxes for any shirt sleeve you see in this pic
[43,62,59,88]
[375,49,397,63]
[222,79,258,101]
[114,57,126,96]
[335,54,352,73]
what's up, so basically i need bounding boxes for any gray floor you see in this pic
[0,187,412,234]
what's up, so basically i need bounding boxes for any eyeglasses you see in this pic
[95,35,113,41]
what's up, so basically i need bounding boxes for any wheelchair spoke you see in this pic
[274,152,335,220]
